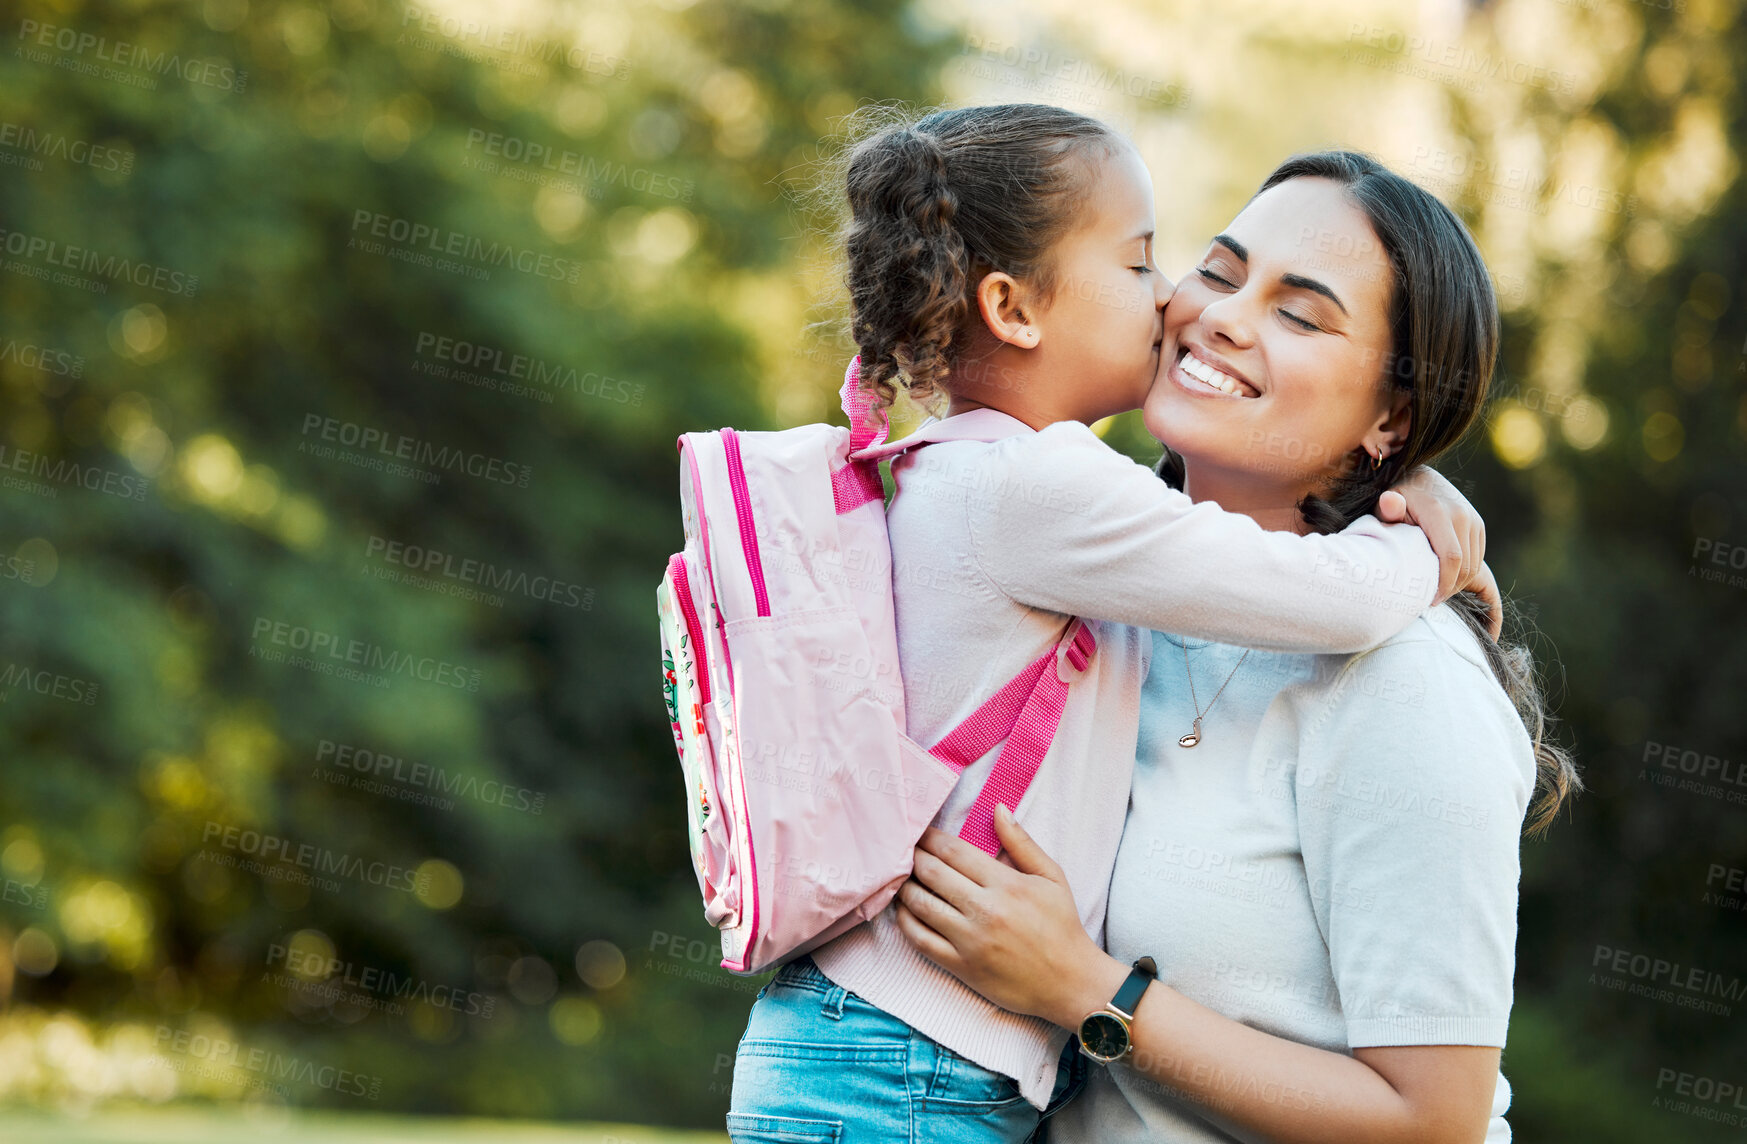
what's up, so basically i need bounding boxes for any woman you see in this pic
[893,151,1579,1143]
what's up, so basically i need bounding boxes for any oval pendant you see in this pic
[1178,731,1200,748]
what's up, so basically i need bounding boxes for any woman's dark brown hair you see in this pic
[1160,150,1579,835]
[840,104,1122,410]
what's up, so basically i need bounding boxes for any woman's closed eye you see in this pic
[1198,264,1324,331]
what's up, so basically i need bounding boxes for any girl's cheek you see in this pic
[1163,292,1203,331]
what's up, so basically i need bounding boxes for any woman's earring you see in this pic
[1370,448,1384,470]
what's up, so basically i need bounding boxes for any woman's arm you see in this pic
[895,812,1500,1144]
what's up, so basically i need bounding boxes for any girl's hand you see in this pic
[1378,467,1502,639]
[893,804,1125,1031]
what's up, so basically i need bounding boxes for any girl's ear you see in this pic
[1365,386,1413,461]
[975,271,1042,349]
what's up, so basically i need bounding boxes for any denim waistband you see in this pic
[772,954,831,991]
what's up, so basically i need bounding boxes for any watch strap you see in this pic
[1109,955,1157,1018]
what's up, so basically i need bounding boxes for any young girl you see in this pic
[726,105,1492,1144]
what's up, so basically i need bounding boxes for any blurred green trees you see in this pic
[1444,6,1747,1140]
[0,0,947,1123]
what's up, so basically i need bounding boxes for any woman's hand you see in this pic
[1378,467,1502,639]
[899,807,1503,1144]
[894,804,1128,1031]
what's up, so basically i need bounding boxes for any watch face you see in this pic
[1079,1012,1128,1061]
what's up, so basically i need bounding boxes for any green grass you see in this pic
[0,1108,728,1144]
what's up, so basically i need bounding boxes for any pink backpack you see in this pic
[657,359,1097,976]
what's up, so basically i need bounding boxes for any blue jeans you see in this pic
[727,955,1086,1143]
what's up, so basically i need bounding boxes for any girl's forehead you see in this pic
[1079,146,1155,236]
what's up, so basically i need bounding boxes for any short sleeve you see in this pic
[1288,613,1535,1048]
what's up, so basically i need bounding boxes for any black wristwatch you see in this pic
[1077,956,1157,1064]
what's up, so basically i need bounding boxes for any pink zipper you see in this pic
[714,429,763,968]
[666,555,710,704]
[718,429,770,617]
[681,432,760,970]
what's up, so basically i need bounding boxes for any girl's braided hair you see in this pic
[840,104,1122,411]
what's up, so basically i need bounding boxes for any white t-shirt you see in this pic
[1049,608,1533,1141]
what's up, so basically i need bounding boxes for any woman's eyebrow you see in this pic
[1211,233,1349,315]
[1280,272,1350,316]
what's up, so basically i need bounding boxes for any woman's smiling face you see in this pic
[1144,176,1402,497]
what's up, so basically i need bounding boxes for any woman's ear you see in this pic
[1364,386,1413,461]
[975,271,1042,349]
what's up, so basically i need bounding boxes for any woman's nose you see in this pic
[1198,293,1255,347]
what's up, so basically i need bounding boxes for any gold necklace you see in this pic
[1178,643,1249,748]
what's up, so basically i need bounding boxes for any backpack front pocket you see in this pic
[721,605,958,965]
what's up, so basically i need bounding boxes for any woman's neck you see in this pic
[1181,465,1312,535]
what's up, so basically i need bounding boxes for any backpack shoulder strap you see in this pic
[932,618,1098,856]
[840,356,890,453]
[835,356,1090,852]
[852,408,1036,464]
[831,356,1034,514]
